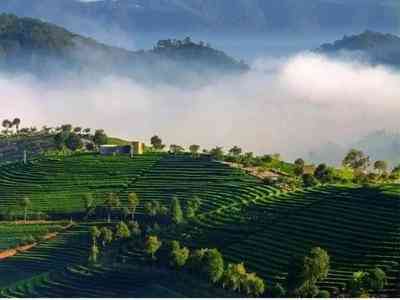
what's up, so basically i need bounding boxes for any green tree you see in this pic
[365,267,387,293]
[83,193,95,220]
[374,160,388,175]
[243,272,266,296]
[104,193,120,223]
[88,242,99,264]
[170,196,184,224]
[127,192,140,221]
[314,164,334,183]
[342,149,370,171]
[189,144,200,156]
[287,247,330,297]
[90,226,101,244]
[65,132,83,151]
[128,221,142,237]
[203,249,224,283]
[169,240,190,268]
[54,131,69,150]
[18,196,31,224]
[12,118,21,133]
[99,227,113,247]
[229,146,242,157]
[93,129,108,146]
[209,147,224,161]
[222,263,247,292]
[185,196,201,219]
[169,144,184,154]
[150,135,165,150]
[294,158,305,176]
[2,119,12,134]
[145,235,162,260]
[302,174,318,187]
[271,282,286,297]
[115,221,131,239]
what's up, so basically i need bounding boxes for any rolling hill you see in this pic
[0,14,248,82]
[316,30,400,67]
[0,152,398,297]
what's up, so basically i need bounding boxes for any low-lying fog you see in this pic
[2,47,400,165]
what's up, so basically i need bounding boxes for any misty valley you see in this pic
[0,1,400,299]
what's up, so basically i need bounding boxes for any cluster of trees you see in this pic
[346,267,387,297]
[2,118,21,135]
[88,221,135,264]
[155,37,210,50]
[83,192,140,223]
[143,195,202,225]
[143,237,265,297]
[54,125,107,152]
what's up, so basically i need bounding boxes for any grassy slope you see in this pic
[0,154,399,296]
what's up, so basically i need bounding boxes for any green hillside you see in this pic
[0,152,399,297]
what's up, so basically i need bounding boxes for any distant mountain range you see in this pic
[307,130,400,167]
[316,30,400,66]
[0,14,247,82]
[0,0,398,40]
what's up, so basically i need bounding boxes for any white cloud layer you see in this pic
[1,53,400,161]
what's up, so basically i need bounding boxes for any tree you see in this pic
[271,283,286,297]
[54,131,69,150]
[294,158,305,176]
[127,192,140,221]
[302,174,318,187]
[170,196,184,224]
[229,146,242,157]
[203,249,224,283]
[150,135,165,150]
[342,149,370,171]
[314,164,334,183]
[115,221,131,239]
[189,144,200,156]
[2,119,12,134]
[169,240,190,268]
[145,235,162,260]
[222,263,247,292]
[61,124,72,132]
[93,129,108,146]
[83,193,94,219]
[88,242,99,264]
[65,132,83,151]
[243,273,266,296]
[104,193,120,223]
[12,118,21,133]
[128,221,142,237]
[18,196,31,224]
[209,147,224,161]
[374,160,388,174]
[287,247,330,297]
[170,144,184,154]
[365,267,387,293]
[73,126,82,134]
[185,196,201,219]
[90,226,101,244]
[99,227,113,247]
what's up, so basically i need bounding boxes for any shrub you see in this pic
[316,290,330,298]
[271,282,286,297]
[202,249,224,283]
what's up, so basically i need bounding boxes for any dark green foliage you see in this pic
[93,129,108,146]
[170,196,184,224]
[316,290,330,298]
[314,164,334,183]
[150,135,164,150]
[202,249,224,284]
[271,282,286,297]
[65,133,83,151]
[99,227,113,246]
[287,247,330,297]
[209,147,224,161]
[347,268,387,296]
[145,235,162,260]
[115,221,130,239]
[169,240,190,268]
[342,149,370,170]
[185,196,201,219]
[302,173,318,187]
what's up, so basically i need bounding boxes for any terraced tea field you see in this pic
[0,223,66,250]
[0,153,399,297]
